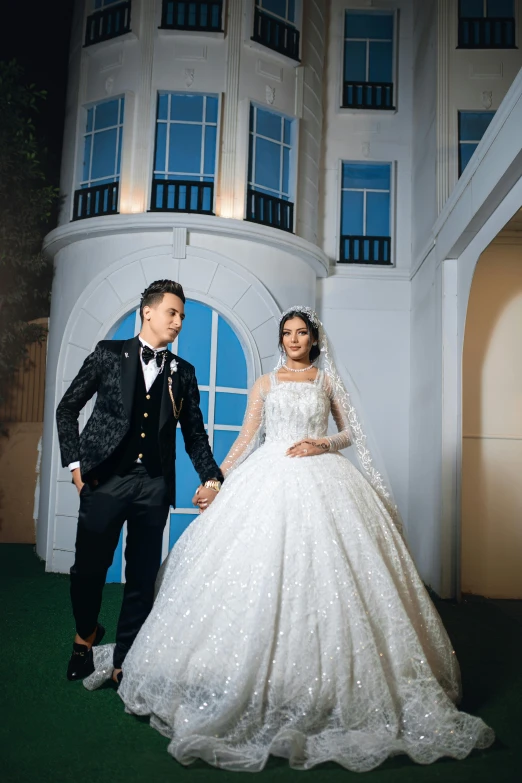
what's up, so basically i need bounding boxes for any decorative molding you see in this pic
[174,43,207,61]
[437,0,453,213]
[172,227,187,258]
[98,50,123,72]
[184,68,195,88]
[361,141,370,158]
[256,58,283,82]
[469,61,503,79]
[104,76,114,95]
[481,90,493,109]
[220,0,242,219]
[330,265,411,281]
[295,66,304,118]
[265,85,276,105]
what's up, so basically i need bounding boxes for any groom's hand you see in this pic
[192,485,218,512]
[71,467,85,495]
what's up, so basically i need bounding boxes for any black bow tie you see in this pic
[141,345,168,367]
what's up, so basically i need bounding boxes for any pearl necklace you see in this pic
[282,362,315,373]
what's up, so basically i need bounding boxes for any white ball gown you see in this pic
[90,370,494,771]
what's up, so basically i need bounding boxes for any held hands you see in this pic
[286,439,330,458]
[192,485,219,513]
[71,467,85,495]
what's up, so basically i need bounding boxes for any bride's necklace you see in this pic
[282,362,315,373]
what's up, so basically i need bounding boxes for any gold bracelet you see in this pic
[203,479,222,492]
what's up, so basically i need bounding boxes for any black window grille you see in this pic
[251,7,300,61]
[245,189,294,233]
[458,16,516,48]
[85,1,131,46]
[150,179,214,214]
[342,82,394,110]
[73,183,119,220]
[339,235,391,265]
[160,0,223,32]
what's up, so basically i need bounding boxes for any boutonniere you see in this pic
[170,358,178,374]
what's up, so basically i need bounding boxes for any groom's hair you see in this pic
[139,280,186,320]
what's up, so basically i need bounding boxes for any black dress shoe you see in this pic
[66,624,105,681]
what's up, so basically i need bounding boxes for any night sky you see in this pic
[1,0,74,188]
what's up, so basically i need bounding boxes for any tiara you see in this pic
[279,306,321,329]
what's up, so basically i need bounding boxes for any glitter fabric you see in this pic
[107,370,494,771]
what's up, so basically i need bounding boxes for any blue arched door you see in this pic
[106,300,248,583]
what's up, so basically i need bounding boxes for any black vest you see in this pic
[113,366,164,478]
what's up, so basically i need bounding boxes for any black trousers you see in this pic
[70,465,170,668]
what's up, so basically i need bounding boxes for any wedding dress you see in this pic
[107,368,494,771]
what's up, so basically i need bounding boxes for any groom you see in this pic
[56,279,223,683]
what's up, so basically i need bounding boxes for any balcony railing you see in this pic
[342,82,394,110]
[251,8,300,61]
[73,183,119,221]
[160,0,223,32]
[150,179,214,214]
[85,1,131,46]
[245,189,294,233]
[458,16,516,48]
[340,235,391,265]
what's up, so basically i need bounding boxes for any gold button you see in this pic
[146,394,151,400]
[141,432,146,438]
[143,412,148,418]
[138,453,143,459]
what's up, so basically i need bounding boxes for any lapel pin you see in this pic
[125,352,129,358]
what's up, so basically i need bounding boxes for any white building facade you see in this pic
[38,0,522,598]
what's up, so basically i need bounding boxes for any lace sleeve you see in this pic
[220,375,269,476]
[323,373,352,452]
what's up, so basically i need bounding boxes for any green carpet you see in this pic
[2,544,521,783]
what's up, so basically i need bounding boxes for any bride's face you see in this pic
[281,317,311,363]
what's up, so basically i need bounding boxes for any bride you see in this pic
[86,306,494,772]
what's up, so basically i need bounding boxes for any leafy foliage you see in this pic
[0,60,58,427]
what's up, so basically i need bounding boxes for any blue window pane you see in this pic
[94,99,119,130]
[213,430,239,466]
[249,103,255,131]
[119,99,124,124]
[487,0,513,17]
[170,94,204,122]
[204,125,217,176]
[282,146,290,195]
[366,191,390,236]
[198,390,209,423]
[175,427,202,506]
[459,111,495,141]
[216,317,248,389]
[261,0,288,19]
[169,123,202,175]
[154,122,167,172]
[460,0,484,16]
[111,310,137,340]
[342,162,390,190]
[158,93,169,120]
[116,126,123,176]
[86,107,94,133]
[344,40,367,82]
[283,118,292,145]
[106,528,124,582]
[254,137,281,192]
[256,108,282,141]
[82,134,92,182]
[215,393,247,426]
[206,96,218,123]
[248,133,254,183]
[345,11,393,39]
[177,300,212,386]
[288,0,295,23]
[369,40,393,83]
[169,512,198,549]
[341,191,364,235]
[460,143,478,174]
[91,128,117,180]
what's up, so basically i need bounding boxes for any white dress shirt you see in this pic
[68,338,168,472]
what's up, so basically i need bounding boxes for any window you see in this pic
[106,302,249,583]
[458,0,515,48]
[458,111,496,176]
[342,11,395,110]
[73,97,124,220]
[252,0,300,61]
[339,162,392,264]
[85,0,131,46]
[151,93,218,214]
[160,0,223,32]
[246,105,295,232]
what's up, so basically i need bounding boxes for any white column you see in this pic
[437,0,454,212]
[219,0,243,218]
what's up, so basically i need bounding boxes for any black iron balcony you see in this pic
[340,235,391,265]
[342,81,394,110]
[150,179,214,214]
[458,16,516,48]
[251,7,300,61]
[160,0,223,32]
[85,1,131,46]
[73,183,119,220]
[246,189,294,233]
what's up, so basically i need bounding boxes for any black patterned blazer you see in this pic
[56,335,223,506]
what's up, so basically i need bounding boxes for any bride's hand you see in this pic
[286,439,330,457]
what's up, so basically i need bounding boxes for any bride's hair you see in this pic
[278,310,320,362]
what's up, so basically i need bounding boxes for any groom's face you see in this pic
[145,293,185,347]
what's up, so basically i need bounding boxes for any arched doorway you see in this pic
[105,300,248,583]
[461,238,522,599]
